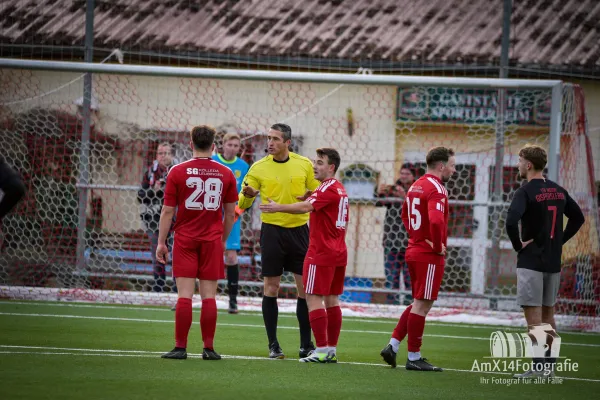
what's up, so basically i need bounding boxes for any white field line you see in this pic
[2,300,598,336]
[0,344,599,383]
[0,311,599,348]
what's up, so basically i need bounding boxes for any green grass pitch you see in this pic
[0,300,598,400]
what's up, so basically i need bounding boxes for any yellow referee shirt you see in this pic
[238,152,320,228]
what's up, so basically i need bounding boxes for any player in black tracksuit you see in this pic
[506,145,584,379]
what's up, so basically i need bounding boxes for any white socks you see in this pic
[389,339,421,361]
[389,338,400,353]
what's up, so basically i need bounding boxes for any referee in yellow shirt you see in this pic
[239,123,320,359]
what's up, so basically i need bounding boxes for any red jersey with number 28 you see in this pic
[401,174,449,265]
[305,178,349,267]
[163,157,238,241]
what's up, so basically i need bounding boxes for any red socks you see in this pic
[326,306,342,347]
[175,297,219,350]
[309,306,343,349]
[407,312,426,353]
[201,298,217,350]
[392,304,412,342]
[175,297,193,348]
[309,309,328,348]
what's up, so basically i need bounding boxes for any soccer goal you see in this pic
[0,59,598,332]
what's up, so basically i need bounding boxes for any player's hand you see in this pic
[242,182,259,198]
[259,198,280,213]
[296,190,313,201]
[425,240,447,256]
[377,184,388,195]
[520,239,533,251]
[156,243,169,264]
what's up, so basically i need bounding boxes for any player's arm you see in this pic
[562,192,585,244]
[505,188,527,252]
[156,205,175,263]
[239,162,250,183]
[238,170,260,210]
[223,172,241,242]
[232,163,250,222]
[260,198,314,214]
[427,192,446,254]
[157,206,175,244]
[259,184,336,214]
[156,171,177,264]
[222,202,236,244]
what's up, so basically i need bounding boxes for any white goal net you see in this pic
[0,65,598,331]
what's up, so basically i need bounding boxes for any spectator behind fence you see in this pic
[137,142,177,293]
[374,163,416,305]
[0,155,26,249]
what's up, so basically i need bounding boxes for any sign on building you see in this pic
[397,87,552,126]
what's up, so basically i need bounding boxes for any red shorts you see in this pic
[303,261,346,296]
[172,233,225,280]
[408,261,444,300]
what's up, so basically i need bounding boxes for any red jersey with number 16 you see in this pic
[163,157,238,241]
[305,178,349,266]
[401,174,449,265]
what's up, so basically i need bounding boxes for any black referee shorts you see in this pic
[259,223,309,277]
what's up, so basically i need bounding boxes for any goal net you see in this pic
[0,66,598,331]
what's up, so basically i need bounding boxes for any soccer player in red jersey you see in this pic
[380,147,456,371]
[157,125,238,361]
[260,148,347,363]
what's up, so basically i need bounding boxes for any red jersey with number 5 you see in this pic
[305,178,349,266]
[401,173,449,265]
[163,157,238,241]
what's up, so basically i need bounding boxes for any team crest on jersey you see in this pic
[235,170,241,178]
[337,188,344,195]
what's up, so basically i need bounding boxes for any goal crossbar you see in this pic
[0,58,564,181]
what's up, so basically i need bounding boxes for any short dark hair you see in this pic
[400,162,415,173]
[270,123,292,142]
[519,145,547,171]
[426,147,455,169]
[316,148,341,173]
[190,125,216,151]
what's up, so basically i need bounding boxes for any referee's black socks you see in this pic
[226,264,239,301]
[262,296,279,346]
[296,297,312,349]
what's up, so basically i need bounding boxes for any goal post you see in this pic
[0,58,597,331]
